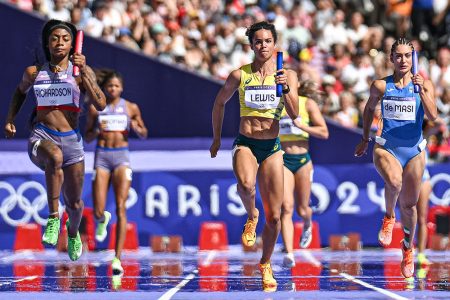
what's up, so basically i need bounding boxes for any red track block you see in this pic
[384,222,404,249]
[198,221,228,250]
[293,221,321,249]
[108,222,139,250]
[292,262,322,290]
[198,258,228,291]
[14,223,44,252]
[13,263,45,291]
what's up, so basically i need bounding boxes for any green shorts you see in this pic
[233,134,281,164]
[283,152,311,174]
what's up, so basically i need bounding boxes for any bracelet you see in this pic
[361,137,371,143]
[282,85,290,94]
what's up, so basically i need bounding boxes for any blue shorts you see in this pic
[28,123,84,170]
[375,135,427,168]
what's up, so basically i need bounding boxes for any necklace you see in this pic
[49,62,66,73]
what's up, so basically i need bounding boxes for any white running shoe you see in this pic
[95,211,111,242]
[283,252,296,268]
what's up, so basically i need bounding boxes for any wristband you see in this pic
[282,85,290,94]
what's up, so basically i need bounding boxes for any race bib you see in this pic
[279,117,303,135]
[34,82,73,106]
[383,97,416,120]
[244,85,280,109]
[99,114,128,131]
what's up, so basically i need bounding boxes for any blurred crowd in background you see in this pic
[6,0,450,162]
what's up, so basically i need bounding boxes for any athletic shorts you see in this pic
[94,146,130,172]
[283,152,311,174]
[28,123,84,170]
[232,134,281,164]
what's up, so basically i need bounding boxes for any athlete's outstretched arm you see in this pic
[293,99,329,139]
[129,102,148,139]
[210,69,240,158]
[354,79,385,157]
[4,66,36,138]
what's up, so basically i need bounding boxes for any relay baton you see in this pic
[412,50,420,93]
[72,30,84,77]
[276,51,283,97]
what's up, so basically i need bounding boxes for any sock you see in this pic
[403,227,411,248]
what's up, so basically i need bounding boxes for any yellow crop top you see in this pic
[238,64,284,120]
[279,96,310,142]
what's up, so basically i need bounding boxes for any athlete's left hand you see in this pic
[354,139,369,157]
[275,68,288,87]
[210,139,221,158]
[71,52,86,73]
[411,73,424,89]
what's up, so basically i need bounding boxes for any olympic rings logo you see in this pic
[430,173,450,206]
[0,180,138,227]
[0,181,64,227]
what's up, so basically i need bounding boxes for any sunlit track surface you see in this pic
[0,247,448,299]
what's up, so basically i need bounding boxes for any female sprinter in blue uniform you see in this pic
[355,38,437,278]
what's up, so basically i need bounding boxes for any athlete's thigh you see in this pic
[401,151,425,202]
[373,144,403,183]
[232,146,258,186]
[282,166,295,211]
[258,151,284,214]
[34,140,62,167]
[111,166,132,204]
[93,167,112,203]
[294,161,313,207]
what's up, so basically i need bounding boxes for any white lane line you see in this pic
[0,275,38,287]
[299,250,408,300]
[158,250,217,300]
[330,269,409,300]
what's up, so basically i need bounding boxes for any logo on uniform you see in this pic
[409,86,414,93]
[245,78,252,85]
[273,143,279,151]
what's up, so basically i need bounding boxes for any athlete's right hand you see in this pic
[210,139,221,158]
[4,122,16,139]
[354,139,368,157]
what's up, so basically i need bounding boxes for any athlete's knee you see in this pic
[116,201,127,218]
[282,202,294,216]
[66,198,84,211]
[265,213,281,227]
[237,181,256,197]
[385,175,402,193]
[400,200,416,210]
[298,206,310,219]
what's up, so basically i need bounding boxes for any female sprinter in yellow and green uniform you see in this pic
[279,80,328,268]
[210,21,299,291]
